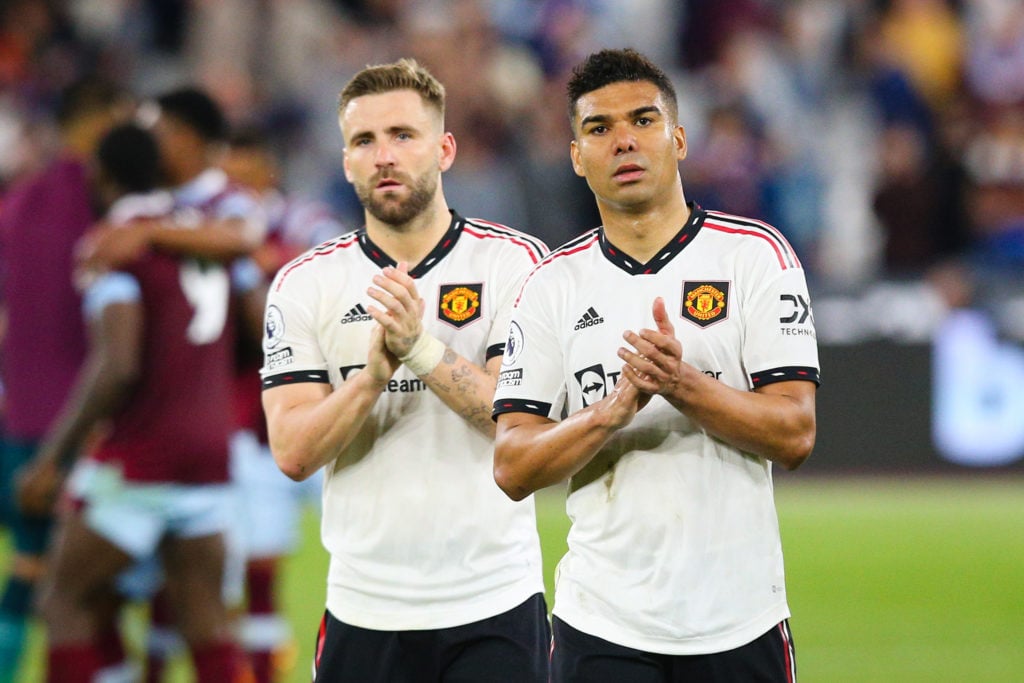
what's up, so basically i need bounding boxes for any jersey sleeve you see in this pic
[82,271,141,320]
[492,267,565,421]
[742,262,821,388]
[259,271,330,389]
[485,240,549,362]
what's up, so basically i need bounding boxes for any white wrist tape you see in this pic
[399,332,446,376]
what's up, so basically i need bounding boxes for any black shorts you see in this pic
[312,593,550,683]
[551,616,797,683]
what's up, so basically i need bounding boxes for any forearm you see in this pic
[418,348,497,437]
[148,220,256,261]
[40,358,135,467]
[265,373,387,481]
[494,404,625,501]
[666,370,816,469]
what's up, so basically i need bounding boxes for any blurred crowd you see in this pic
[3,0,1024,294]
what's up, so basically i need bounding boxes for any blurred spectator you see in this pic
[684,103,766,219]
[963,104,1024,269]
[513,73,600,248]
[872,122,952,274]
[677,0,776,70]
[963,0,1024,107]
[877,0,964,111]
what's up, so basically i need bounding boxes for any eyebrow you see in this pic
[579,105,662,129]
[347,124,416,145]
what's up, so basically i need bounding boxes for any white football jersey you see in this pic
[493,204,820,655]
[262,212,548,630]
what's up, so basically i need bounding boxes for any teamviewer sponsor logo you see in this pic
[574,306,604,330]
[266,346,294,370]
[498,368,523,388]
[341,303,372,324]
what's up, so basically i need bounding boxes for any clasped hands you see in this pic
[603,297,686,425]
[363,262,425,382]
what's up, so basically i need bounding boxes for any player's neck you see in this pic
[599,191,691,263]
[365,197,452,267]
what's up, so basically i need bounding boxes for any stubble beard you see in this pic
[357,171,438,228]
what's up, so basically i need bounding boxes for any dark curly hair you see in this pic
[566,48,678,131]
[155,87,228,142]
[97,123,162,194]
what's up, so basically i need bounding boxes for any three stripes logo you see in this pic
[574,306,605,331]
[340,303,373,324]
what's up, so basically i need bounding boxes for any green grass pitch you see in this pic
[3,477,1022,682]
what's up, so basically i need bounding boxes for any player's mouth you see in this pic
[613,164,645,183]
[375,178,403,190]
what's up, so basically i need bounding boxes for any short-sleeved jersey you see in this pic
[0,156,93,440]
[88,192,234,484]
[261,211,548,631]
[493,204,820,655]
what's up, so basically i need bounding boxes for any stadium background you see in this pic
[2,0,1023,681]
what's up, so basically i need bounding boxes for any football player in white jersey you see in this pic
[493,48,819,683]
[260,59,550,683]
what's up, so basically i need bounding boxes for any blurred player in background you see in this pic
[80,85,267,682]
[138,86,266,683]
[0,75,131,683]
[17,122,247,683]
[220,125,345,683]
[493,48,820,682]
[260,59,550,682]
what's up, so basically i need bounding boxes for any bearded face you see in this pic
[353,167,439,227]
[340,89,455,230]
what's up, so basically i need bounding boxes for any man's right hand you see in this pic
[366,323,401,388]
[600,370,653,430]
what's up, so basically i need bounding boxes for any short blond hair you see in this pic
[338,58,446,120]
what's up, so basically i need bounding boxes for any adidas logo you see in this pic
[340,304,373,324]
[574,306,605,330]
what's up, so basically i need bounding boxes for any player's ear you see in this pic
[342,148,354,183]
[675,125,687,161]
[439,132,456,172]
[570,140,585,177]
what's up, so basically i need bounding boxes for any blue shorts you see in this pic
[0,439,53,556]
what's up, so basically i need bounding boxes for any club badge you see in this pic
[681,281,729,328]
[438,283,482,328]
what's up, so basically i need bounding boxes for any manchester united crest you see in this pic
[681,281,729,328]
[438,283,482,328]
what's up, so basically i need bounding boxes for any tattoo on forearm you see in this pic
[460,403,492,430]
[426,352,496,433]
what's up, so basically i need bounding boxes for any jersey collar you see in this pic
[599,202,706,275]
[357,210,464,279]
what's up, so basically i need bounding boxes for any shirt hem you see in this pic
[326,576,544,631]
